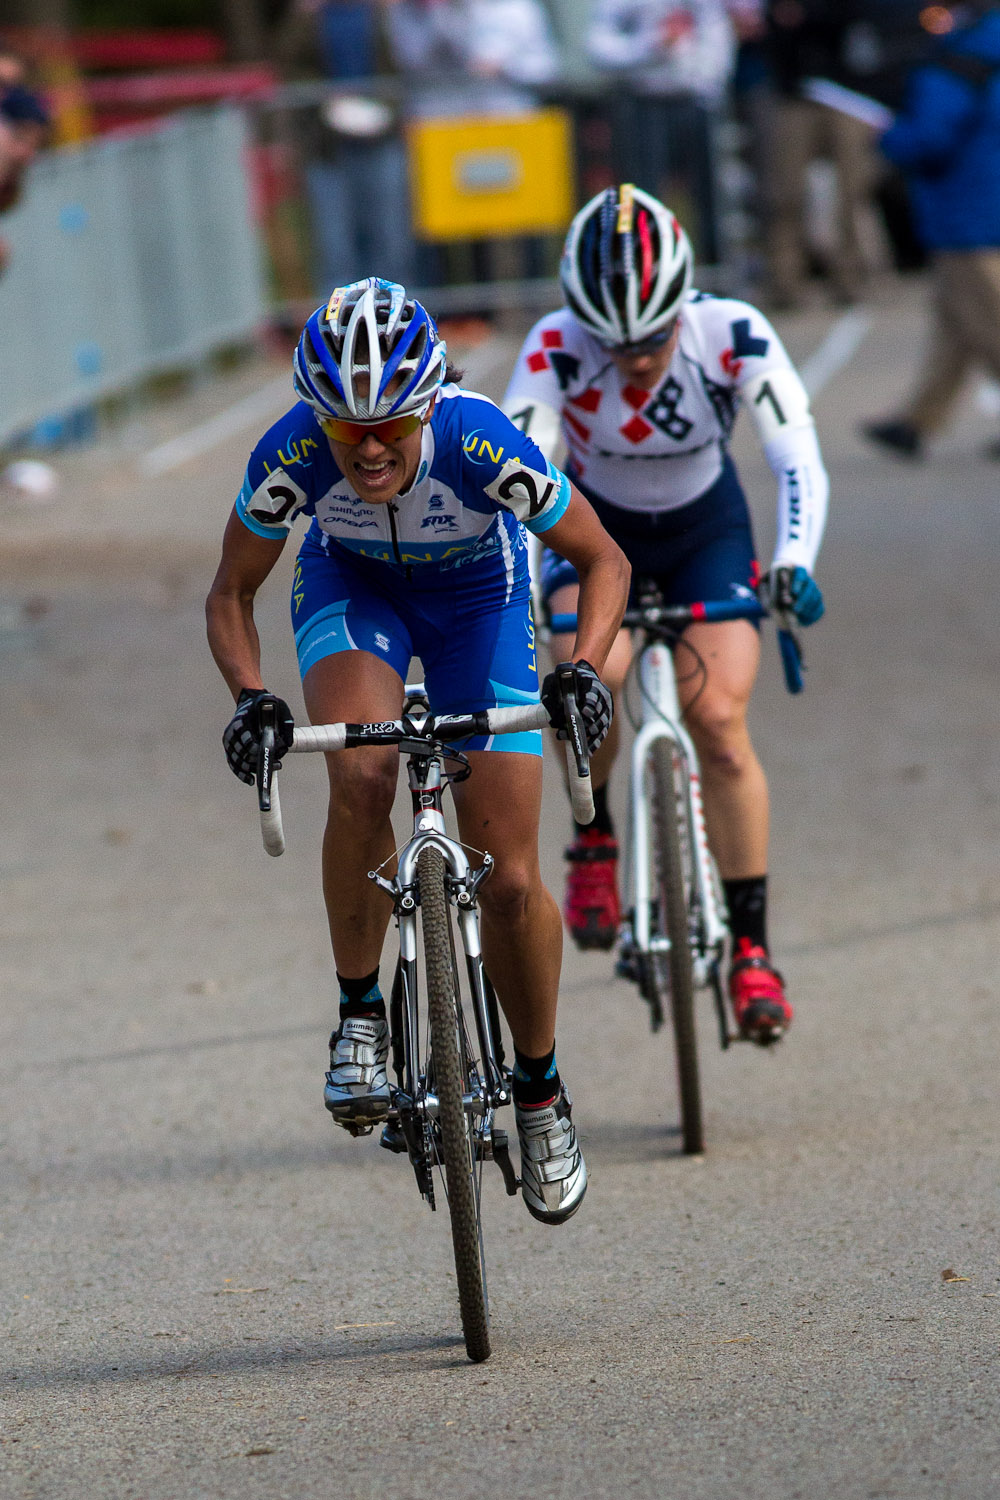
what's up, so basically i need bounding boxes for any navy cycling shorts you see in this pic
[291,530,542,755]
[540,454,759,615]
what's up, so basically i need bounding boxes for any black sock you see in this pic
[337,968,384,1018]
[574,781,614,838]
[723,876,768,952]
[512,1044,560,1107]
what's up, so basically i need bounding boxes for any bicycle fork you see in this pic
[368,753,519,1202]
[628,641,729,977]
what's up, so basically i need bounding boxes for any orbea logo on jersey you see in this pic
[462,430,505,466]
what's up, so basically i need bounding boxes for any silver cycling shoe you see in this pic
[515,1085,588,1225]
[324,1015,391,1128]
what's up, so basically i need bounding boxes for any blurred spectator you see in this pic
[466,0,559,94]
[862,0,1000,460]
[0,49,26,90]
[384,0,561,296]
[0,75,50,279]
[384,0,557,114]
[278,0,417,293]
[587,1,736,263]
[759,1,876,308]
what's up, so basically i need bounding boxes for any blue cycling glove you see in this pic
[766,565,824,627]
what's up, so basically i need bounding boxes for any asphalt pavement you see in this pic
[2,275,999,1500]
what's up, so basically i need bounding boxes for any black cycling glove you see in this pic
[223,688,295,785]
[540,659,613,755]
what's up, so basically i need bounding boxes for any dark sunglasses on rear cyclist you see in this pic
[319,411,424,445]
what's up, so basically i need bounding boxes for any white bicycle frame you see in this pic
[627,636,728,985]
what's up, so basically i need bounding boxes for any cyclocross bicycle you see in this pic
[252,679,592,1364]
[549,585,803,1157]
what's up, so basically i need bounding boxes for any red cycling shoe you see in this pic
[728,938,792,1044]
[564,830,620,951]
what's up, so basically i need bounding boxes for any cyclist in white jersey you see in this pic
[503,185,828,1043]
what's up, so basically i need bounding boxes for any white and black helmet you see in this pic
[560,185,693,347]
[293,277,447,421]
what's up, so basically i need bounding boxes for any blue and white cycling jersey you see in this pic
[235,383,571,584]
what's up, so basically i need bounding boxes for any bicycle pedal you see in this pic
[615,949,640,984]
[340,1120,375,1138]
[491,1130,520,1197]
[379,1120,407,1153]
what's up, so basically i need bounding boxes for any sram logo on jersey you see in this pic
[484,457,557,522]
[245,469,308,528]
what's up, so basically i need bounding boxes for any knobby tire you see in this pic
[418,846,491,1363]
[650,739,705,1155]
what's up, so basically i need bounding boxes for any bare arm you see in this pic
[205,508,287,701]
[539,484,630,674]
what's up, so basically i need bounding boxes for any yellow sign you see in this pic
[408,109,574,242]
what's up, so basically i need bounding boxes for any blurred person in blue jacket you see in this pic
[862,0,1000,459]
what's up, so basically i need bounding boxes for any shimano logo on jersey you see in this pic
[421,514,458,531]
[374,632,390,652]
[428,493,445,510]
[320,499,378,529]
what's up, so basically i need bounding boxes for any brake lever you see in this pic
[257,698,277,812]
[555,662,595,825]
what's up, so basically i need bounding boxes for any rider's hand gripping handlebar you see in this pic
[553,662,597,827]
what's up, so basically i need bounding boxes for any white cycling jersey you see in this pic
[502,290,828,573]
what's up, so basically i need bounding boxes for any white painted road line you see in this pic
[135,340,515,481]
[136,306,870,481]
[800,307,872,398]
[138,373,293,478]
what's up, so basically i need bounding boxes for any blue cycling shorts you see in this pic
[291,529,542,755]
[540,454,759,616]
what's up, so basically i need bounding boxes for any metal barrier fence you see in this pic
[0,81,742,451]
[0,106,266,449]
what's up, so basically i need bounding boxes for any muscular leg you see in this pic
[548,581,632,792]
[676,619,768,877]
[452,752,562,1056]
[302,651,404,977]
[455,748,588,1222]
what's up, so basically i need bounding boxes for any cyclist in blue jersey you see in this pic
[206,279,629,1225]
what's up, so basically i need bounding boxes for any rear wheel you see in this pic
[418,846,491,1363]
[649,738,704,1155]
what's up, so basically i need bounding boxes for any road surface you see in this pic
[2,276,999,1499]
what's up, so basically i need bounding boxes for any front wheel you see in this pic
[418,846,491,1363]
[649,738,704,1155]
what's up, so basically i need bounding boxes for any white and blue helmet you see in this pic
[293,277,448,421]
